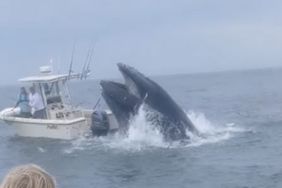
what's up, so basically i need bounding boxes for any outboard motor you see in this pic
[91,110,110,136]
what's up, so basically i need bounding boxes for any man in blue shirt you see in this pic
[15,87,31,118]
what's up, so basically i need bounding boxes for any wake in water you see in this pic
[187,111,244,147]
[64,107,246,153]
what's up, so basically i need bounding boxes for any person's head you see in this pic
[20,87,27,95]
[29,87,35,94]
[0,164,56,188]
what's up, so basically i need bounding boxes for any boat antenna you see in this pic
[68,43,76,79]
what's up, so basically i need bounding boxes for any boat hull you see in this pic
[0,108,119,140]
[1,116,89,140]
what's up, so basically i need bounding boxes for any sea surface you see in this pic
[0,68,282,188]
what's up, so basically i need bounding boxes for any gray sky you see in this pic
[0,0,282,85]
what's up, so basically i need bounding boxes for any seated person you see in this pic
[15,87,31,118]
[0,164,56,188]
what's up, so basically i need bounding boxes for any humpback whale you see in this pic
[100,63,198,141]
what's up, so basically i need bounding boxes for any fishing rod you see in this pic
[93,97,101,110]
[85,46,94,78]
[68,43,76,79]
[80,47,91,80]
[84,46,94,79]
[81,44,95,80]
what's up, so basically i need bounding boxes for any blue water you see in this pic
[1,67,282,188]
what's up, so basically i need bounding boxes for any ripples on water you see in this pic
[0,68,282,188]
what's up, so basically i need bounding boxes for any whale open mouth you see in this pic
[100,63,199,141]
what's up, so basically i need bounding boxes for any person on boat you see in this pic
[0,164,56,188]
[15,87,31,118]
[29,86,46,119]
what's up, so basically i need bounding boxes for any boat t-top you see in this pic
[0,66,118,140]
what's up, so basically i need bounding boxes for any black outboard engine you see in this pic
[91,110,110,136]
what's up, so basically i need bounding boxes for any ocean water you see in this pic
[0,68,282,188]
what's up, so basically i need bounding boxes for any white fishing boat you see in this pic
[0,66,119,140]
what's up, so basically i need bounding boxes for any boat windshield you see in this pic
[44,82,62,104]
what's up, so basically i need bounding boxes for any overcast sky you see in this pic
[0,0,282,85]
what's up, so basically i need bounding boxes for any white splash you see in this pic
[103,107,166,151]
[64,108,245,153]
[37,147,46,153]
